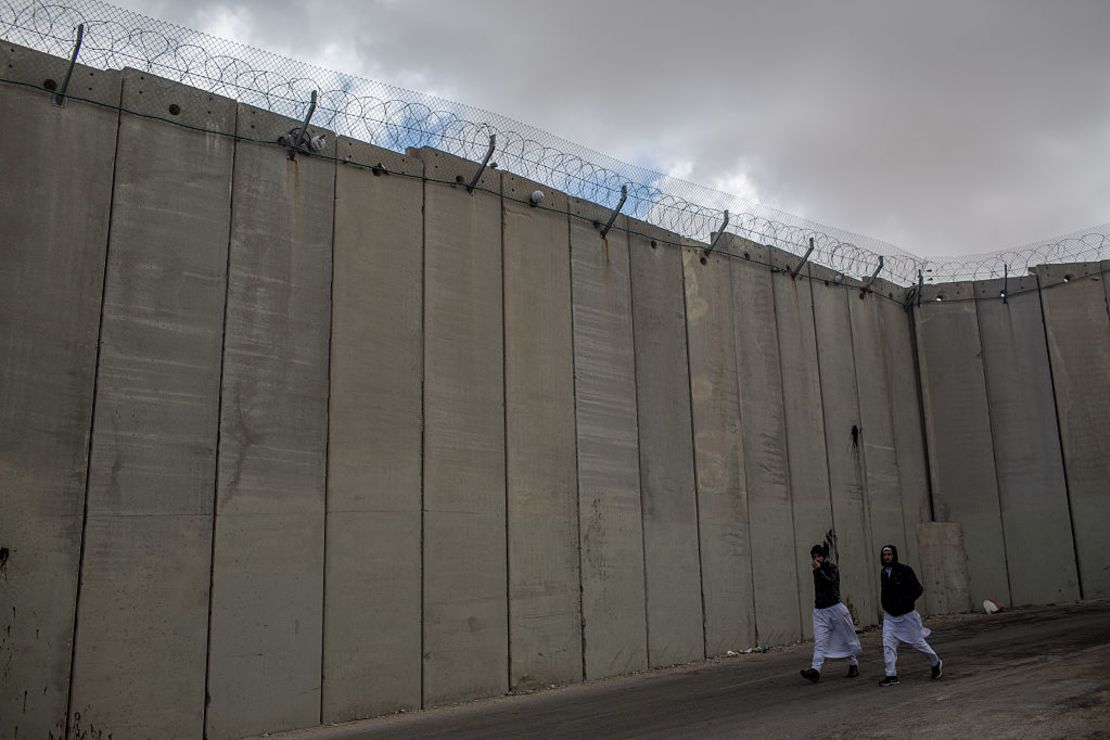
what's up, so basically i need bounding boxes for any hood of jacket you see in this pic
[880,544,899,566]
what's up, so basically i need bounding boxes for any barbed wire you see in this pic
[918,228,1110,283]
[3,0,1107,284]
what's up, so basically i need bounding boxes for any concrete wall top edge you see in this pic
[406,146,499,192]
[683,244,730,270]
[918,280,977,302]
[501,170,568,211]
[718,233,770,263]
[767,243,803,272]
[1,40,120,107]
[569,196,627,232]
[121,67,235,133]
[870,276,910,302]
[1032,260,1105,288]
[808,261,865,289]
[806,261,837,283]
[337,135,422,177]
[684,234,710,251]
[974,275,1038,297]
[237,101,337,157]
[623,214,676,244]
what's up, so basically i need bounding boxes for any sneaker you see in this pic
[847,664,859,678]
[931,659,943,680]
[800,668,820,683]
[878,675,899,687]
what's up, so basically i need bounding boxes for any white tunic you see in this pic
[882,609,931,644]
[881,608,938,675]
[812,602,862,660]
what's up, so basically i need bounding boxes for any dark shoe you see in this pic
[800,668,820,683]
[847,664,859,678]
[931,659,943,679]
[878,675,899,687]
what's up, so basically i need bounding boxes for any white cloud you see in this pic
[711,170,761,208]
[665,159,694,181]
[192,4,255,47]
[99,0,1110,261]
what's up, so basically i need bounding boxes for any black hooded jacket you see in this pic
[880,545,923,617]
[813,561,841,609]
[808,543,839,607]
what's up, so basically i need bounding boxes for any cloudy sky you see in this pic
[113,0,1109,258]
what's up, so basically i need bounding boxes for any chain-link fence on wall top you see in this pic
[3,0,1108,285]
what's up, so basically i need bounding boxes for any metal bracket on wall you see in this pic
[54,23,84,106]
[278,90,323,153]
[789,237,815,278]
[466,134,496,193]
[904,270,924,310]
[861,255,885,294]
[599,184,628,238]
[917,271,924,307]
[704,210,730,256]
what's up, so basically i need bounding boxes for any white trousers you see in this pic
[811,602,862,671]
[882,609,939,676]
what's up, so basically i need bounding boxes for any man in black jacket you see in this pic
[878,544,942,686]
[800,544,861,683]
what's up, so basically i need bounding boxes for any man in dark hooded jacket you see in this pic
[878,544,942,686]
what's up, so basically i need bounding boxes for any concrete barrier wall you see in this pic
[682,245,757,655]
[974,276,1080,606]
[569,199,648,679]
[70,71,235,738]
[917,522,972,614]
[914,282,1011,607]
[0,46,119,740]
[770,249,835,639]
[876,284,933,614]
[324,141,424,720]
[417,149,508,705]
[728,239,802,645]
[206,105,335,738]
[501,172,582,689]
[811,267,878,627]
[1035,263,1110,598]
[845,280,906,618]
[7,54,1110,737]
[628,220,705,667]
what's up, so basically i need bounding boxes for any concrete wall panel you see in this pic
[769,250,834,638]
[628,222,704,667]
[501,173,582,689]
[682,245,756,654]
[69,70,235,738]
[415,148,507,705]
[728,239,801,645]
[975,277,1079,606]
[915,283,1010,607]
[0,45,120,740]
[877,285,932,612]
[570,199,648,679]
[1036,262,1110,598]
[324,140,423,720]
[810,269,877,626]
[917,522,972,615]
[847,287,906,622]
[206,106,334,739]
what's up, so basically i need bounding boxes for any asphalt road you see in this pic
[272,599,1110,739]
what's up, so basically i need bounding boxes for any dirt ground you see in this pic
[272,599,1110,739]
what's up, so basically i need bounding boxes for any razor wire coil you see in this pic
[2,0,1108,285]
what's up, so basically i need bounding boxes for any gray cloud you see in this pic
[117,0,1110,257]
